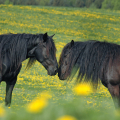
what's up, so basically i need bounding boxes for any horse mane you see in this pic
[60,40,120,86]
[0,34,27,71]
[0,33,56,71]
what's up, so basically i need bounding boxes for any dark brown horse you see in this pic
[58,40,120,108]
[0,33,58,106]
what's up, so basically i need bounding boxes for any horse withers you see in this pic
[58,40,120,109]
[0,32,58,106]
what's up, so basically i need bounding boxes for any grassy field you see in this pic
[0,4,120,120]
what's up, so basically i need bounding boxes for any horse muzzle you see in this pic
[58,67,67,80]
[47,66,58,76]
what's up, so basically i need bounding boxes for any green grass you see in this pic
[0,4,120,120]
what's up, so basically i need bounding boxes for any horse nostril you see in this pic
[54,68,58,74]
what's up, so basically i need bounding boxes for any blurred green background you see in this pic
[0,0,120,10]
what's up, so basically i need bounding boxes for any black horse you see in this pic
[0,33,58,106]
[58,40,120,108]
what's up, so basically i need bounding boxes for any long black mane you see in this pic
[0,33,56,71]
[60,40,120,85]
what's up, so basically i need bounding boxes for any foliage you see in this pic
[94,0,104,8]
[0,0,105,9]
[1,0,120,10]
[39,0,50,6]
[0,0,41,5]
[102,0,120,10]
[0,4,120,120]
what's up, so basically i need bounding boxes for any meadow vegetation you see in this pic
[0,0,120,10]
[0,4,120,120]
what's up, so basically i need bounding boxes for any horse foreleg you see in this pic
[5,65,21,106]
[108,83,120,109]
[5,83,16,107]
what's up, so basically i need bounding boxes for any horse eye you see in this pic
[64,54,67,57]
[43,44,46,47]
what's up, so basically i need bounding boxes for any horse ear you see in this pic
[43,32,48,42]
[70,40,74,47]
[50,34,55,38]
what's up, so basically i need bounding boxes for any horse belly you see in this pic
[2,65,22,84]
[2,72,15,83]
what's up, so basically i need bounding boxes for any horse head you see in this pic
[28,33,58,76]
[58,40,74,80]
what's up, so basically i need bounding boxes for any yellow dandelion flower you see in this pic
[74,83,92,96]
[0,105,5,117]
[0,97,4,101]
[40,91,52,99]
[87,101,92,104]
[26,97,48,113]
[57,115,77,120]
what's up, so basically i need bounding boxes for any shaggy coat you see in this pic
[58,40,120,108]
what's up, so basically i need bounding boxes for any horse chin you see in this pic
[47,70,57,76]
[58,73,68,80]
[47,72,55,76]
[59,77,67,80]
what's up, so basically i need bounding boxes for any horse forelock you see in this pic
[59,42,84,76]
[59,43,70,65]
